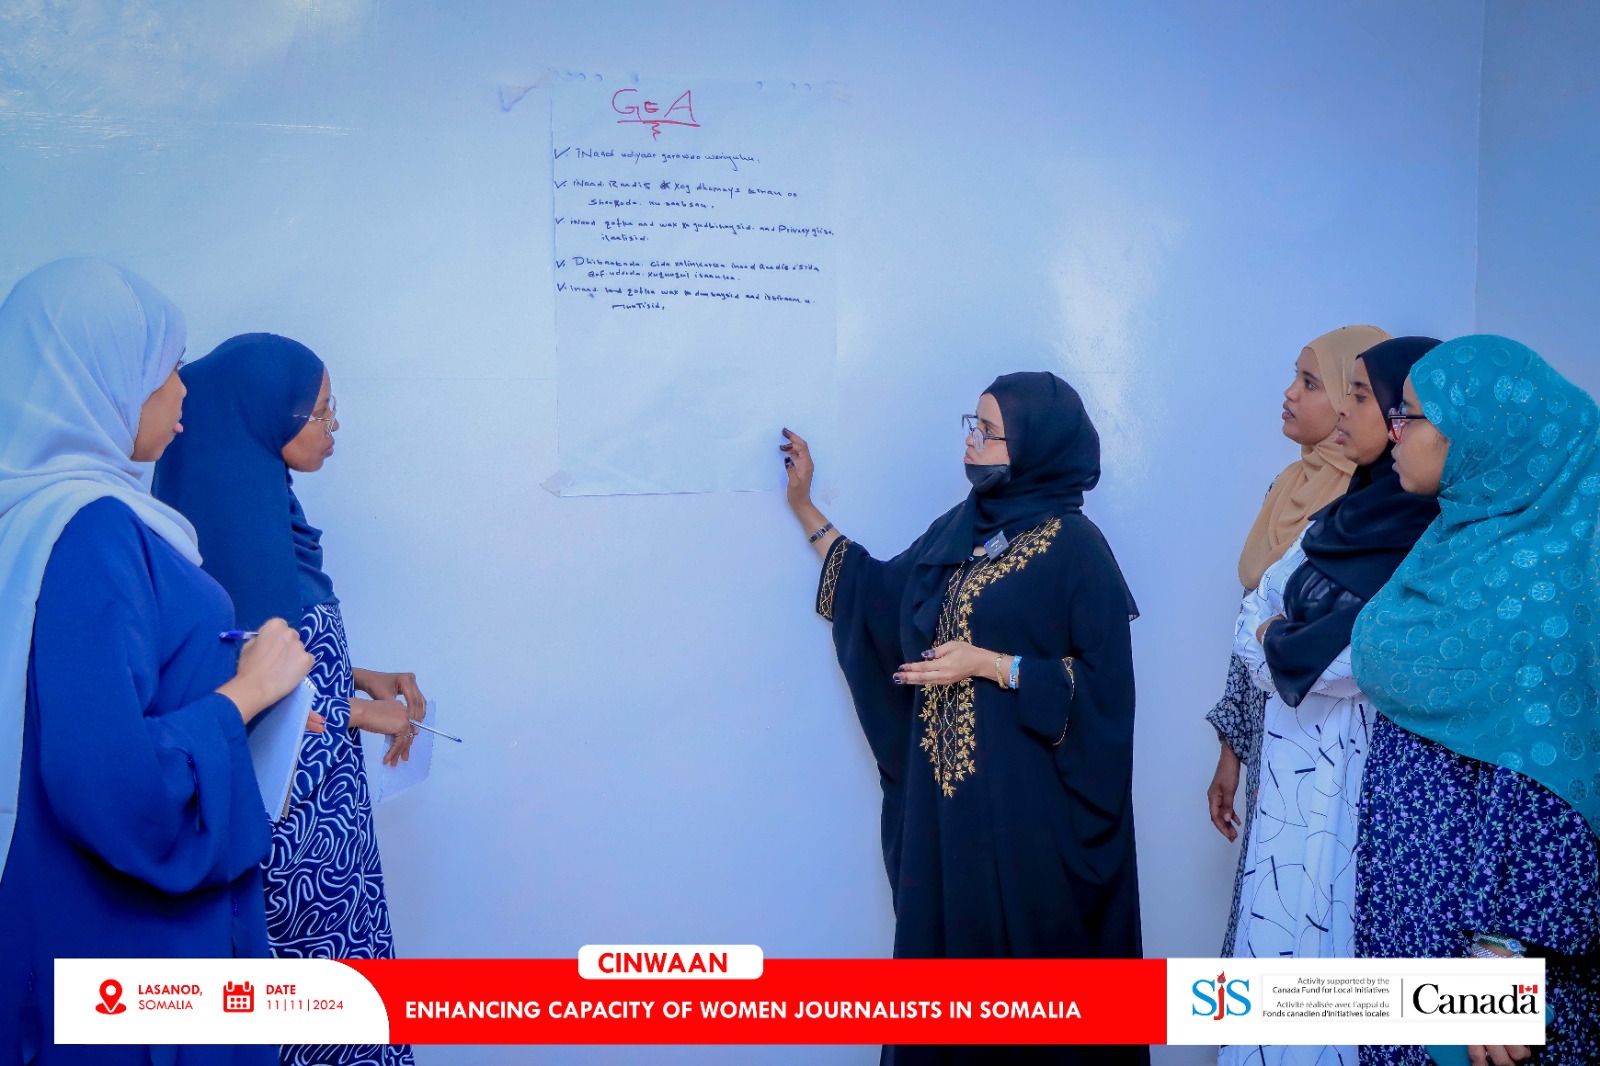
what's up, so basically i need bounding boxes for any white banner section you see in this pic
[1167,958,1547,1047]
[56,959,388,1045]
[577,944,764,980]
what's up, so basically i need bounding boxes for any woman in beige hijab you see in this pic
[1204,324,1389,954]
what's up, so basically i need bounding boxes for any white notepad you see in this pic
[360,701,437,803]
[244,678,315,822]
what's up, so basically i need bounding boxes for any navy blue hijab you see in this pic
[924,371,1102,565]
[1299,336,1445,597]
[153,333,338,630]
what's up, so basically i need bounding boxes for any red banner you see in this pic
[340,959,1167,1045]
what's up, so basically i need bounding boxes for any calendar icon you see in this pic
[222,982,255,1013]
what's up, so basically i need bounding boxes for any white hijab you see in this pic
[0,258,202,880]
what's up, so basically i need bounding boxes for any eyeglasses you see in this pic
[302,396,337,435]
[1386,404,1428,443]
[962,413,1007,455]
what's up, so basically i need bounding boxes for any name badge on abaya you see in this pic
[982,530,1010,558]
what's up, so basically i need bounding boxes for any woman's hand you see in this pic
[781,428,840,557]
[1209,742,1242,841]
[895,642,1003,687]
[353,668,427,714]
[1465,938,1532,1064]
[217,618,315,725]
[1256,614,1285,644]
[307,711,327,734]
[780,428,815,508]
[349,698,418,767]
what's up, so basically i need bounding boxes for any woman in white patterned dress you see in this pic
[1206,325,1386,954]
[1219,337,1445,1066]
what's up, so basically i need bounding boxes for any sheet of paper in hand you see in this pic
[360,701,438,803]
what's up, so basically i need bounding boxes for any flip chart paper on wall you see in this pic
[546,78,837,496]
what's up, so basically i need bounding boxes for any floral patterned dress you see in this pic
[1210,481,1280,959]
[1208,643,1268,957]
[1355,714,1600,1065]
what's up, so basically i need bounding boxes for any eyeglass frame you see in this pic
[962,413,1007,455]
[1386,404,1429,444]
[300,396,337,435]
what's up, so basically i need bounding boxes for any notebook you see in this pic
[244,678,315,822]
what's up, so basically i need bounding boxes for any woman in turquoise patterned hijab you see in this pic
[1354,334,1600,834]
[1353,334,1600,1066]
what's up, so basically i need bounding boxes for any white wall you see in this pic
[0,3,1489,1063]
[1476,0,1600,393]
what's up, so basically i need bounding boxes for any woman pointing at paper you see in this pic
[784,372,1147,1066]
[0,259,314,1066]
[155,333,422,1066]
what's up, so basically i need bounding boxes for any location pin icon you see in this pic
[97,979,126,1015]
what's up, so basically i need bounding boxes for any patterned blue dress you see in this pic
[1355,714,1600,1065]
[263,603,414,1066]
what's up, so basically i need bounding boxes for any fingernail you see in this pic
[893,675,904,684]
[921,650,934,659]
[785,458,793,467]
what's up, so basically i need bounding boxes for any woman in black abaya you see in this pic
[782,372,1146,1066]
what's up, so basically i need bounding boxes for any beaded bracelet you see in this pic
[1007,655,1021,690]
[1470,932,1527,957]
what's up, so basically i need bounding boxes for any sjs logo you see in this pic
[1192,971,1252,1020]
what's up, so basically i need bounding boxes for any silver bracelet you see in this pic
[808,522,834,543]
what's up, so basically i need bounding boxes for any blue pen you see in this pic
[408,719,463,743]
[220,629,458,742]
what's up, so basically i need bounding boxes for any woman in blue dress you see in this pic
[0,259,315,1065]
[154,334,424,1066]
[1351,336,1600,1066]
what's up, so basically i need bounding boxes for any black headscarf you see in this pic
[1265,337,1442,704]
[971,372,1101,541]
[909,371,1135,644]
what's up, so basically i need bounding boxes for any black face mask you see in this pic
[965,462,1012,494]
